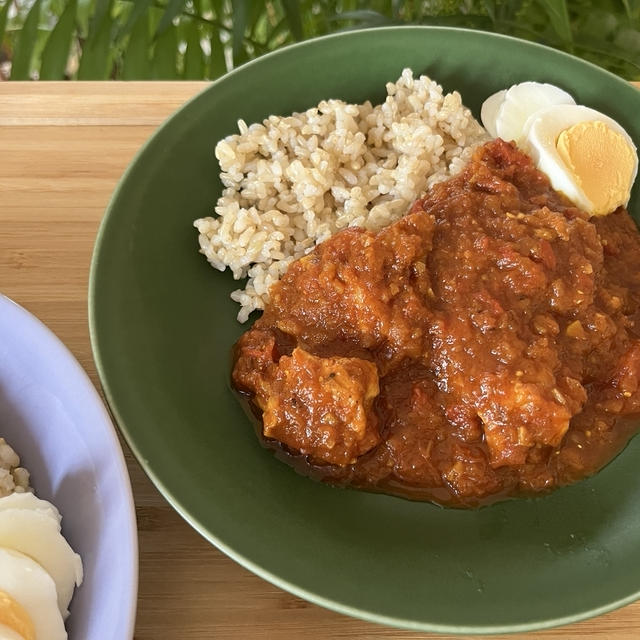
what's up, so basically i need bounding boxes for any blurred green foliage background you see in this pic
[1,0,639,81]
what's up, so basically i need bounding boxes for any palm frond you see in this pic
[1,0,639,81]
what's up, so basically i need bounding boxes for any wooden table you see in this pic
[1,81,640,640]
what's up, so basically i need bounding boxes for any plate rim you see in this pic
[88,25,640,634]
[0,293,139,640]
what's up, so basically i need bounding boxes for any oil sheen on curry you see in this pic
[232,139,640,507]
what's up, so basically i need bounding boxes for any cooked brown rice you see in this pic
[195,68,488,322]
[0,437,31,497]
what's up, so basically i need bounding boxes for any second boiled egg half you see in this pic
[481,81,575,143]
[481,82,638,216]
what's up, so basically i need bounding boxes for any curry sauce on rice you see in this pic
[195,69,487,321]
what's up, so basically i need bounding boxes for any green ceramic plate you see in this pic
[90,27,640,634]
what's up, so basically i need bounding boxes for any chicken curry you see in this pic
[232,139,640,507]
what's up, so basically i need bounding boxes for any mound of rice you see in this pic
[195,68,488,322]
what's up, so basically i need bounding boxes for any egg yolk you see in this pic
[0,591,34,640]
[556,120,635,216]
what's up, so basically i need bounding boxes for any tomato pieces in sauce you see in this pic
[232,140,640,507]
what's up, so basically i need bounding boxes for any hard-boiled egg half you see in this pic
[481,81,638,216]
[0,492,82,639]
[481,81,575,143]
[0,549,66,640]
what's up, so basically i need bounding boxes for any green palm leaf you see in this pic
[231,0,248,66]
[152,23,178,79]
[184,20,204,79]
[122,12,151,80]
[622,0,640,20]
[209,28,227,79]
[90,0,112,38]
[0,1,10,51]
[155,0,186,37]
[77,1,114,80]
[281,0,304,41]
[11,0,43,80]
[40,0,78,80]
[119,0,155,39]
[536,0,573,46]
[210,0,225,18]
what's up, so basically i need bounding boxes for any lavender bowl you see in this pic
[0,294,137,639]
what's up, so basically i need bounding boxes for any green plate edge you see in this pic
[89,26,640,634]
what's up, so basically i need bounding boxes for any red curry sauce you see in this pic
[232,139,640,507]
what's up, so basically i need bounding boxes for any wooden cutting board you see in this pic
[1,81,639,640]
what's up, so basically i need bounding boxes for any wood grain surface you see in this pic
[1,81,640,640]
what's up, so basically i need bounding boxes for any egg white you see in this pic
[480,89,505,138]
[0,509,83,619]
[0,548,67,640]
[0,492,61,525]
[481,81,575,143]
